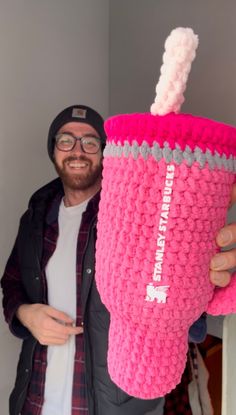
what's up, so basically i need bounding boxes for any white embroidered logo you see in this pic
[145,283,170,303]
[145,164,175,303]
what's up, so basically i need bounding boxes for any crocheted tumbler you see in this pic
[95,112,236,399]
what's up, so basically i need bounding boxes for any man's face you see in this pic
[53,122,103,191]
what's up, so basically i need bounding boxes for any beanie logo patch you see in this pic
[72,108,87,119]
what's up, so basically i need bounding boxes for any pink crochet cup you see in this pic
[95,112,236,399]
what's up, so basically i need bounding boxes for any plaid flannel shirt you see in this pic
[20,191,100,414]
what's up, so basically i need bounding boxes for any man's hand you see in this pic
[210,183,236,287]
[16,303,83,345]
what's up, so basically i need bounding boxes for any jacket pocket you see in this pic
[116,386,133,405]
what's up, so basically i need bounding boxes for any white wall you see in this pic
[109,0,236,126]
[222,315,236,415]
[0,0,109,412]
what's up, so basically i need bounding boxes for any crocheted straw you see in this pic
[95,27,236,399]
[150,27,198,115]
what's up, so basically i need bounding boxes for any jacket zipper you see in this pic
[81,214,97,318]
[14,340,37,415]
[81,214,97,414]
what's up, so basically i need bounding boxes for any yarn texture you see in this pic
[150,27,198,115]
[95,113,236,398]
[95,25,236,400]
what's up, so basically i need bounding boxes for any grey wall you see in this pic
[0,0,109,412]
[1,0,236,413]
[109,0,236,126]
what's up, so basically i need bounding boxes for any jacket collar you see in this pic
[29,177,100,226]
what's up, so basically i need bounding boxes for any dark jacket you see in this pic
[1,178,163,415]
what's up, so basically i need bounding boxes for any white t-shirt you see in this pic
[41,198,89,415]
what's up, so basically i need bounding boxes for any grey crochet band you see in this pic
[104,141,236,172]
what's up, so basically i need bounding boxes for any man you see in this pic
[1,104,235,415]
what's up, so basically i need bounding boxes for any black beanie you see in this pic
[47,104,106,162]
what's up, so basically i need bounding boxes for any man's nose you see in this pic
[72,139,84,154]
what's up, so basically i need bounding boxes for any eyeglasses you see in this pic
[55,132,102,154]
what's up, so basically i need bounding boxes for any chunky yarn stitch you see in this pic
[150,27,198,115]
[95,113,236,399]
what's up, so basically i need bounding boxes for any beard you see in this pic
[54,155,102,191]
